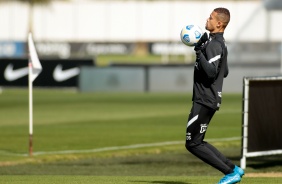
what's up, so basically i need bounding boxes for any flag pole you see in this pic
[28,1,33,156]
[28,58,33,156]
[28,32,42,157]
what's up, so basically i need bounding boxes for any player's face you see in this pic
[205,11,219,33]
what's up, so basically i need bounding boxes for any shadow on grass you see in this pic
[248,155,282,169]
[248,160,282,169]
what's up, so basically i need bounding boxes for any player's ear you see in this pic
[216,21,222,28]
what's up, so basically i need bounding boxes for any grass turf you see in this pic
[0,89,241,155]
[0,89,281,183]
[0,176,282,184]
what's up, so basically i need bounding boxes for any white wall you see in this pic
[0,1,29,40]
[0,0,281,42]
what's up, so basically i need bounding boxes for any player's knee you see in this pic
[185,141,195,152]
[185,139,202,153]
[185,142,190,151]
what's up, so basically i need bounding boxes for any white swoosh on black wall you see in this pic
[53,64,80,82]
[4,64,29,81]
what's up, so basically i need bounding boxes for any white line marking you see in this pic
[0,137,241,157]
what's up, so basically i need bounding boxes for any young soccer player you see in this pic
[185,7,244,184]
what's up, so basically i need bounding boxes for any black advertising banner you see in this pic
[248,80,282,152]
[0,58,94,87]
[35,42,134,58]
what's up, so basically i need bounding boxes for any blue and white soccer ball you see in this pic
[180,24,203,46]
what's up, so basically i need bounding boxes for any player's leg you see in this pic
[204,141,235,169]
[203,128,244,177]
[185,103,233,175]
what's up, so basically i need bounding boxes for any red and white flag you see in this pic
[28,33,42,82]
[28,32,42,156]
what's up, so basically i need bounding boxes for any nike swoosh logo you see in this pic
[53,64,80,82]
[4,64,29,81]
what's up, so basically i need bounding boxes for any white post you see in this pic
[28,60,33,156]
[240,77,249,169]
[280,42,282,74]
[27,32,42,156]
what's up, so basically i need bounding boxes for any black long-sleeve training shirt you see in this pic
[192,32,228,110]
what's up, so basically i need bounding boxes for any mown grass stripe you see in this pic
[0,137,240,157]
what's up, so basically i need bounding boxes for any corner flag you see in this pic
[28,33,42,82]
[28,33,42,156]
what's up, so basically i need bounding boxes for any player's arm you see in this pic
[196,41,222,79]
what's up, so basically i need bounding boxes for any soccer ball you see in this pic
[180,24,203,46]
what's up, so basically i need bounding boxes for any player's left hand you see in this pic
[194,32,208,52]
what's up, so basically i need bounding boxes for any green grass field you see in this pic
[95,54,194,66]
[0,89,281,183]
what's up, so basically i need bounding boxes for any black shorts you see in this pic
[186,102,216,147]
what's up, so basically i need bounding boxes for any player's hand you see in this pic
[194,32,208,52]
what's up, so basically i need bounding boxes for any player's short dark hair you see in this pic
[214,7,230,28]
